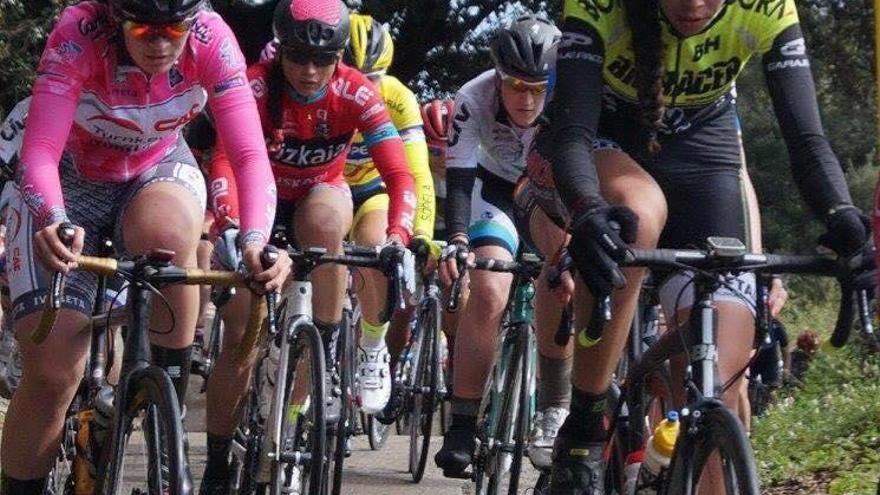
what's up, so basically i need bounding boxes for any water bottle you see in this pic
[634,411,680,494]
[73,385,115,495]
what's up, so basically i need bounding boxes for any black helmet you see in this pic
[109,0,205,23]
[490,14,561,82]
[273,0,350,53]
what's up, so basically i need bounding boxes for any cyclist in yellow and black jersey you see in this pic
[519,0,870,492]
[342,13,435,416]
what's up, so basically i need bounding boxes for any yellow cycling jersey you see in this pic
[564,0,800,108]
[345,75,435,238]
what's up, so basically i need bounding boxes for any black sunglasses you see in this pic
[282,48,339,67]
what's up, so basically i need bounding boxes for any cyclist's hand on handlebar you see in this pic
[819,206,871,258]
[768,276,788,319]
[35,221,85,273]
[409,235,439,275]
[547,247,576,305]
[380,238,417,299]
[243,243,291,294]
[568,205,638,298]
[439,237,472,287]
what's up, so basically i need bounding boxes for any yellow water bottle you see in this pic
[635,410,680,494]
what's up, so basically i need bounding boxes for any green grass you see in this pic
[752,279,880,494]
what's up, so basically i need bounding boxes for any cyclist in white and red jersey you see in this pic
[199,0,416,491]
[0,0,289,491]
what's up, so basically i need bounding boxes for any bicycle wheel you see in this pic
[229,362,265,495]
[665,402,760,495]
[366,414,391,450]
[326,308,355,495]
[100,366,190,495]
[270,322,326,495]
[408,297,440,482]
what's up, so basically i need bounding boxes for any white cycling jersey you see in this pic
[0,97,29,170]
[446,70,536,183]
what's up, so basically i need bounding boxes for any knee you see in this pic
[127,217,200,261]
[297,212,348,248]
[627,194,667,248]
[467,273,510,315]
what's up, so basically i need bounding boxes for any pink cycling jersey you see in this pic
[18,1,276,245]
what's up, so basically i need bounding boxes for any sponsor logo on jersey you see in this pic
[574,0,615,21]
[448,102,471,147]
[191,19,212,45]
[693,36,721,62]
[214,75,246,95]
[558,32,603,64]
[780,38,806,57]
[219,38,241,70]
[154,103,201,132]
[608,55,742,99]
[360,102,384,122]
[766,58,809,71]
[46,41,83,64]
[273,142,349,167]
[168,66,184,88]
[250,78,267,99]
[78,10,110,39]
[331,79,374,106]
[737,0,786,19]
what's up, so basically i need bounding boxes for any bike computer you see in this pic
[706,237,747,258]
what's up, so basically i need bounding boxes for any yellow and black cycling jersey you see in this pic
[542,0,851,221]
[566,0,798,109]
[345,74,435,239]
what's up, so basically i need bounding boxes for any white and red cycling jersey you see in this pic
[210,60,416,244]
[17,1,276,244]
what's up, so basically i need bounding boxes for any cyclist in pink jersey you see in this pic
[1,1,289,491]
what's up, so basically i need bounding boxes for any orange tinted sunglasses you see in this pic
[122,19,193,41]
[500,73,548,96]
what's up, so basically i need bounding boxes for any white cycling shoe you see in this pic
[357,343,391,415]
[528,406,569,470]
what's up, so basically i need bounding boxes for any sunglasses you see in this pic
[122,19,193,41]
[500,73,548,96]
[282,48,340,67]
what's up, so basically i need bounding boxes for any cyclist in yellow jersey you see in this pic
[343,13,435,414]
[516,0,869,492]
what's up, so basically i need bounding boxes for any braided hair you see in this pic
[623,0,665,155]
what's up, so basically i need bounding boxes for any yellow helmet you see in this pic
[344,13,394,76]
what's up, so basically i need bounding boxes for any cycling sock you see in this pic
[203,433,233,479]
[0,473,45,495]
[450,396,481,418]
[360,318,389,348]
[151,344,193,408]
[315,320,340,369]
[558,387,608,443]
[449,413,477,432]
[537,354,573,411]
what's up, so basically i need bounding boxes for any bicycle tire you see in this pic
[327,307,354,495]
[100,365,190,495]
[481,323,530,495]
[230,362,265,495]
[665,402,760,495]
[408,296,441,482]
[270,321,326,495]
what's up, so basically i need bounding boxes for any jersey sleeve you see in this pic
[198,21,276,246]
[443,91,480,239]
[761,21,852,218]
[354,75,416,244]
[18,5,95,226]
[386,79,435,240]
[536,12,608,219]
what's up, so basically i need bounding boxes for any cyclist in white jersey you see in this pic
[436,14,567,474]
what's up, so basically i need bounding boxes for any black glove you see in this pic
[819,206,871,258]
[568,205,639,298]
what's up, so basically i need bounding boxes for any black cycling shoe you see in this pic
[549,436,605,495]
[434,427,476,477]
[197,470,230,495]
